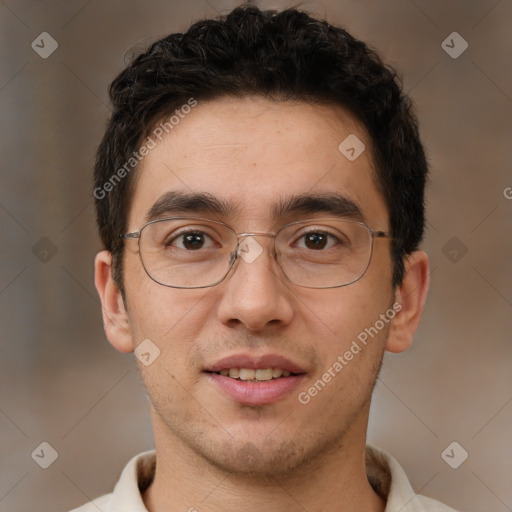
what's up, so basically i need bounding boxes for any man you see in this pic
[77,4,456,511]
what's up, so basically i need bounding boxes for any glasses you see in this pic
[120,217,391,289]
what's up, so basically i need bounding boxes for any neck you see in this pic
[143,407,385,512]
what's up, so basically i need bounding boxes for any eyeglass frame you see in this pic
[120,216,392,289]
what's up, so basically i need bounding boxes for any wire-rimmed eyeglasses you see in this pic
[120,216,391,289]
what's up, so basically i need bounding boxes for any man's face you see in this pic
[122,97,394,477]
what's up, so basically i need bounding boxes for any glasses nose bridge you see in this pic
[236,230,276,239]
[234,231,278,253]
[227,231,283,285]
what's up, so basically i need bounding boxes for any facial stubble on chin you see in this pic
[142,344,386,482]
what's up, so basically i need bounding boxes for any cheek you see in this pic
[128,291,210,407]
[302,306,390,409]
[302,280,393,386]
[307,281,391,340]
[123,255,212,367]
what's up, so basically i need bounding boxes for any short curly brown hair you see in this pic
[93,4,428,296]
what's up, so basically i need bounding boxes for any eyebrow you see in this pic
[146,191,365,223]
[272,192,365,222]
[147,191,241,221]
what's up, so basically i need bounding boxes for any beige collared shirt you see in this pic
[69,445,458,511]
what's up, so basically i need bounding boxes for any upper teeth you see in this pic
[218,368,292,380]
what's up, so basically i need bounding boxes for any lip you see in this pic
[204,353,306,374]
[206,373,306,405]
[204,353,307,406]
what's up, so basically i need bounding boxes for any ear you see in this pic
[385,250,430,354]
[94,250,135,353]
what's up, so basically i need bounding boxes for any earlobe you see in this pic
[385,250,430,354]
[94,250,134,353]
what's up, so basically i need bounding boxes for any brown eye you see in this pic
[295,230,340,251]
[182,233,206,250]
[168,231,215,250]
[304,233,328,250]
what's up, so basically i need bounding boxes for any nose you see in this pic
[216,235,295,331]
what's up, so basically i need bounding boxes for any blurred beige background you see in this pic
[1,1,511,511]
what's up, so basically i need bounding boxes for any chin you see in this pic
[182,424,349,480]
[204,438,312,478]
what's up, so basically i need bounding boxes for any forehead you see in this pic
[128,96,388,229]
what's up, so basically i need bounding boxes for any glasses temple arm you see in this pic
[120,232,140,240]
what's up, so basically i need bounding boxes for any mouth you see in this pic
[204,354,307,405]
[209,367,297,381]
